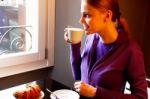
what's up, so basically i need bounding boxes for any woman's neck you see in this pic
[98,23,118,44]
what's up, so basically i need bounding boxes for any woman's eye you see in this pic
[83,14,90,18]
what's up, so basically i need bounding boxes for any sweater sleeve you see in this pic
[70,43,82,80]
[94,43,148,99]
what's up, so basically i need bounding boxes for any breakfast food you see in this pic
[13,83,41,99]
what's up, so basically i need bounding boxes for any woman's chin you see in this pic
[85,31,94,35]
[85,31,90,35]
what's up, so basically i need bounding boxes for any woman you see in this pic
[64,0,148,98]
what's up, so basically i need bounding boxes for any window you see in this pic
[0,0,55,77]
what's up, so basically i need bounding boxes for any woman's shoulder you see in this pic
[119,29,142,52]
[126,39,144,56]
[128,39,142,50]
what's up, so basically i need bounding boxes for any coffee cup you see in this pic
[67,27,84,44]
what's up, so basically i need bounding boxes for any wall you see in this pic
[143,1,150,78]
[117,0,150,78]
[119,0,150,78]
[0,67,51,90]
[50,0,150,88]
[50,0,82,88]
[119,0,146,47]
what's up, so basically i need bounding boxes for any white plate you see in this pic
[50,89,79,99]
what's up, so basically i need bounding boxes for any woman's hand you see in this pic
[74,81,96,97]
[64,28,71,43]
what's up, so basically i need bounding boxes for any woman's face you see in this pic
[79,0,106,35]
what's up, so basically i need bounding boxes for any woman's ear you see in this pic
[104,10,113,22]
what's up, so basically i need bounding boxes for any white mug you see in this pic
[67,27,84,44]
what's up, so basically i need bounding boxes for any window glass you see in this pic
[0,0,37,55]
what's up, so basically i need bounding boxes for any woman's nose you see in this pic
[79,16,84,25]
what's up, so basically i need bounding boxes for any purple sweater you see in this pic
[70,29,148,99]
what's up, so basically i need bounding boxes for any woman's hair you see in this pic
[87,0,120,22]
[87,0,130,37]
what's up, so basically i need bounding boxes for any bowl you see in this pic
[50,89,79,99]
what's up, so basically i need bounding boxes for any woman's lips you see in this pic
[83,26,89,31]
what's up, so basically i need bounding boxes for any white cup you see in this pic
[67,27,84,44]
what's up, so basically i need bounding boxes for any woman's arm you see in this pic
[70,43,82,80]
